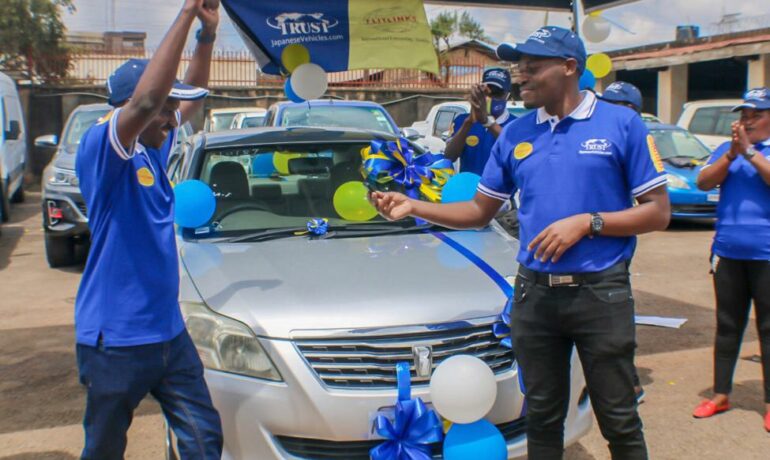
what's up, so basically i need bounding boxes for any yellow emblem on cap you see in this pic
[646,135,664,173]
[514,142,534,160]
[466,135,480,147]
[137,167,155,187]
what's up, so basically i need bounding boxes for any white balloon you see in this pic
[583,16,611,43]
[290,63,328,100]
[429,355,497,424]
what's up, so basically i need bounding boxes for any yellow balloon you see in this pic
[273,151,303,175]
[281,44,311,73]
[333,181,377,222]
[586,53,613,79]
[588,10,603,18]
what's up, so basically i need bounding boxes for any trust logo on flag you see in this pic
[222,0,439,75]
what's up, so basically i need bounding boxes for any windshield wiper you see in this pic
[220,222,437,243]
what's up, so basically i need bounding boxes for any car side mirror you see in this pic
[166,150,181,172]
[35,134,58,147]
[401,127,422,141]
[5,120,21,140]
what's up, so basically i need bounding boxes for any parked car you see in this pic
[410,101,532,153]
[263,99,403,137]
[38,104,193,267]
[0,71,28,222]
[676,99,741,151]
[641,113,662,123]
[205,107,265,133]
[647,122,719,219]
[229,110,267,129]
[164,126,593,459]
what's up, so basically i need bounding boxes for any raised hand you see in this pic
[369,191,414,221]
[198,0,220,32]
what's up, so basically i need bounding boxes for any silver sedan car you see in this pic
[167,127,593,459]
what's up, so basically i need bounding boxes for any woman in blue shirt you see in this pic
[694,88,770,432]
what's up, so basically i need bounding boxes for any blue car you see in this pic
[263,99,401,137]
[646,123,720,219]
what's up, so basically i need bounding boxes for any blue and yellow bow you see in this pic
[361,138,454,202]
[492,296,513,349]
[370,362,444,460]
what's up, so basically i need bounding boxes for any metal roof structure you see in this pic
[423,0,638,14]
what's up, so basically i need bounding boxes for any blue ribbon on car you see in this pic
[370,362,444,460]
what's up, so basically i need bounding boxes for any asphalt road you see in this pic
[0,191,767,459]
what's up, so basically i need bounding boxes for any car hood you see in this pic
[52,144,78,170]
[664,162,704,183]
[179,229,519,339]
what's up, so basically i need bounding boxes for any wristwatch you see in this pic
[196,28,216,44]
[743,146,759,160]
[482,116,496,128]
[589,212,604,237]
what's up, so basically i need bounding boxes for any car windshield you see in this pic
[650,129,711,160]
[63,109,110,147]
[508,107,533,118]
[241,115,265,128]
[210,113,238,132]
[196,141,424,235]
[279,105,398,135]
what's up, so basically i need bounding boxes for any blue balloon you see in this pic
[443,420,507,460]
[442,172,481,203]
[579,69,596,90]
[284,78,305,103]
[174,180,216,228]
[252,153,276,177]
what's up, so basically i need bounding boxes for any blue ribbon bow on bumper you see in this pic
[361,138,454,202]
[492,297,513,349]
[370,362,444,460]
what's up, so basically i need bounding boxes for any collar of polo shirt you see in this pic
[495,109,511,125]
[762,137,770,146]
[536,90,597,132]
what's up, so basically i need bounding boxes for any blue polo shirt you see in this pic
[706,139,770,260]
[75,108,184,347]
[478,91,668,273]
[448,110,516,175]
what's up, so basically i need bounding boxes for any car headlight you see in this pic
[180,301,282,381]
[667,174,690,190]
[48,167,79,187]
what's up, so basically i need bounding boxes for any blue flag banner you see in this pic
[222,0,439,75]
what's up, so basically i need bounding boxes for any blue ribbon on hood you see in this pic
[370,362,444,460]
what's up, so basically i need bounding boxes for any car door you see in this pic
[425,106,466,153]
[686,106,738,151]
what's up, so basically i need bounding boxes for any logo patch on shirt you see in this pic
[513,142,534,160]
[646,135,665,172]
[136,167,155,187]
[466,135,480,147]
[579,138,613,155]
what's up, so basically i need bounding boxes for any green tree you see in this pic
[458,11,491,43]
[430,11,457,52]
[430,11,490,84]
[0,0,75,83]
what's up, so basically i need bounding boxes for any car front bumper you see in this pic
[669,187,718,219]
[206,338,593,460]
[41,183,89,238]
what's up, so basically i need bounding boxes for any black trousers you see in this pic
[512,264,647,460]
[713,257,770,402]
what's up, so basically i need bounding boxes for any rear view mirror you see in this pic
[401,127,422,141]
[5,120,20,140]
[35,134,58,148]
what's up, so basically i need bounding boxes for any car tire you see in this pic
[45,234,77,268]
[10,182,24,203]
[0,178,10,223]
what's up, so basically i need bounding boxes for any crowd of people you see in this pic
[71,0,769,458]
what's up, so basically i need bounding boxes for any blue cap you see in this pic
[482,67,511,91]
[732,87,770,112]
[106,59,209,107]
[600,81,643,112]
[497,26,587,74]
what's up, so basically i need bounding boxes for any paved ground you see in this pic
[1,191,767,459]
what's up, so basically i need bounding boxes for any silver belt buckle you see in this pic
[548,274,576,287]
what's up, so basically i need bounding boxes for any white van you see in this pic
[0,71,27,222]
[676,99,741,151]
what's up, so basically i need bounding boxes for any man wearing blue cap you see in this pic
[600,81,643,114]
[74,1,223,458]
[370,26,670,459]
[695,88,770,431]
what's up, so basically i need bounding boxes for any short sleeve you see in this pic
[477,137,516,201]
[705,141,732,167]
[448,113,469,137]
[622,115,668,198]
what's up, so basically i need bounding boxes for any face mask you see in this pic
[489,98,507,118]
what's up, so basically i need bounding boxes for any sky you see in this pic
[62,0,769,54]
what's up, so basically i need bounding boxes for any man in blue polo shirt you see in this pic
[370,26,670,459]
[601,81,643,115]
[74,1,222,458]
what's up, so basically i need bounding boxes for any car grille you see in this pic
[295,323,514,389]
[276,417,526,459]
[76,202,88,217]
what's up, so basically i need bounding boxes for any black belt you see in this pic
[518,260,629,287]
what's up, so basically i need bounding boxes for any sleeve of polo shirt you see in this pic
[623,115,668,198]
[704,141,732,168]
[477,137,516,201]
[448,113,469,138]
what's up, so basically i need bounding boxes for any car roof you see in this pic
[432,101,525,109]
[271,99,387,109]
[682,99,742,109]
[200,126,401,149]
[645,122,685,131]
[209,107,265,115]
[73,103,112,112]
